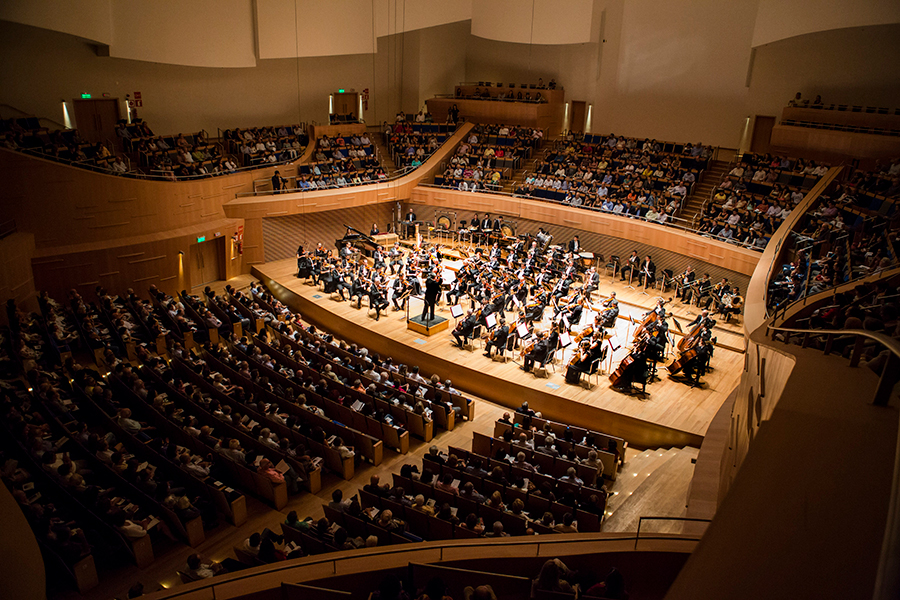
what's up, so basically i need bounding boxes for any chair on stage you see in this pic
[605,255,619,279]
[579,357,603,390]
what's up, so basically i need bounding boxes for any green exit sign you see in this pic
[338,89,345,93]
[81,93,91,99]
[197,236,206,243]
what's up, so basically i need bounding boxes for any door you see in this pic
[333,92,359,119]
[569,101,587,134]
[189,238,223,288]
[72,99,120,146]
[750,115,776,154]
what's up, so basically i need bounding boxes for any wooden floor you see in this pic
[254,258,744,446]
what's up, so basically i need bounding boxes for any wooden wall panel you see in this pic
[261,204,395,263]
[0,232,37,319]
[30,219,242,301]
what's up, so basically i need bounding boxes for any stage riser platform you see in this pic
[255,265,706,449]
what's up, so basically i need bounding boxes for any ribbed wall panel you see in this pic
[262,204,395,262]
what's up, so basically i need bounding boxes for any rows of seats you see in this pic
[386,125,450,169]
[767,165,899,310]
[0,305,248,592]
[223,124,309,168]
[434,124,544,191]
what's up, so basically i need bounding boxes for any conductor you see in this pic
[422,273,441,322]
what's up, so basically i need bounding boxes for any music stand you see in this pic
[639,267,651,296]
[624,264,636,291]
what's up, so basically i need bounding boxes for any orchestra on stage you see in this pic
[293,218,743,394]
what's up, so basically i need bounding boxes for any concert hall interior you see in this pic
[1,2,899,600]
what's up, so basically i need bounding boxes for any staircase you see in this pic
[501,142,553,194]
[678,159,731,225]
[602,445,700,533]
[368,126,399,176]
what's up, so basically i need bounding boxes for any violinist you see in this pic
[388,242,403,275]
[446,277,465,306]
[296,248,312,279]
[391,275,411,311]
[372,247,386,271]
[333,267,352,301]
[349,269,370,308]
[453,309,478,348]
[583,267,600,299]
[524,290,548,323]
[551,274,573,303]
[598,292,619,327]
[483,317,509,358]
[369,281,389,321]
[532,268,553,295]
[507,277,529,311]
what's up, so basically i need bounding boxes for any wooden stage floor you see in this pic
[253,258,744,448]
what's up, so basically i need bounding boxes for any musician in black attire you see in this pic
[523,330,551,372]
[567,235,581,254]
[611,345,649,392]
[551,275,572,303]
[638,255,656,288]
[676,266,696,301]
[391,275,410,310]
[483,317,509,358]
[296,246,311,278]
[422,274,441,322]
[692,273,712,306]
[583,267,600,298]
[404,208,417,239]
[681,338,712,385]
[524,292,548,323]
[370,223,380,236]
[565,340,594,384]
[620,250,639,281]
[453,310,477,347]
[446,278,464,306]
[369,283,389,321]
[334,268,351,301]
[685,309,713,331]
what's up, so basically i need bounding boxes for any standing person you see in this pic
[271,170,287,193]
[422,272,441,322]
[404,208,417,239]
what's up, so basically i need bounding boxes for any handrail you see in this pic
[142,530,700,600]
[418,183,765,252]
[635,516,712,550]
[2,144,304,182]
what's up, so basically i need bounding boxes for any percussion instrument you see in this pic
[579,252,595,268]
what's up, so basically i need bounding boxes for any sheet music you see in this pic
[516,323,529,337]
[485,313,497,328]
[450,304,463,318]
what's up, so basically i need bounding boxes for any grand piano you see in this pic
[335,224,381,257]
